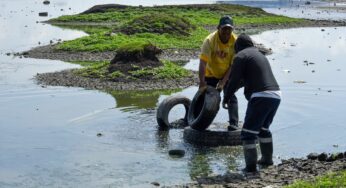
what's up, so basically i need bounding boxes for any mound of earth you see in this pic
[119,13,195,36]
[81,4,130,14]
[108,42,162,75]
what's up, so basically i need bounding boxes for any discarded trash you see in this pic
[294,80,307,84]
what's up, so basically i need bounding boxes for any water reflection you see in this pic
[188,146,242,179]
[107,89,181,111]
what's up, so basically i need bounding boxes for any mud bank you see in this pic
[35,69,199,91]
[166,152,346,188]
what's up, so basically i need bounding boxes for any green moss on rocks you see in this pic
[119,13,195,36]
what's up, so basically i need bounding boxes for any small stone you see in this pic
[321,29,325,31]
[168,149,185,158]
[307,153,319,160]
[43,0,50,5]
[318,152,328,161]
[312,70,315,73]
[151,182,160,186]
[39,12,48,17]
[97,133,103,137]
[327,90,332,93]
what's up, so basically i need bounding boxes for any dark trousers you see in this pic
[241,97,281,141]
[205,77,239,126]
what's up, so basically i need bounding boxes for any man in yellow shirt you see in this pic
[199,15,239,131]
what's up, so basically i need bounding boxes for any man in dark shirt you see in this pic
[223,33,281,173]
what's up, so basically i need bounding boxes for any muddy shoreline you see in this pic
[166,152,346,188]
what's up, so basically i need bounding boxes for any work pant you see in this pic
[241,97,281,141]
[205,77,238,126]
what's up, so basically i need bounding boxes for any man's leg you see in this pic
[227,94,239,131]
[241,97,276,172]
[258,98,280,166]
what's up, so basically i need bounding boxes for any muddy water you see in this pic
[1,0,346,187]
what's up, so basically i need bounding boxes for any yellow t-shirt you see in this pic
[200,31,237,79]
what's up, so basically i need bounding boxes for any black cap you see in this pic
[218,15,234,29]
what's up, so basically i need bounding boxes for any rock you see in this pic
[97,133,103,137]
[168,149,185,157]
[326,155,336,162]
[335,152,344,160]
[43,0,50,5]
[307,153,319,160]
[39,12,48,16]
[317,152,328,161]
[151,182,160,186]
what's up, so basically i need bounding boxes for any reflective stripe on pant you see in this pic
[241,97,280,141]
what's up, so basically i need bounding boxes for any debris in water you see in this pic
[294,80,306,84]
[39,12,48,16]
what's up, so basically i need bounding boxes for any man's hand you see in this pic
[199,85,207,93]
[222,98,229,109]
[216,80,225,91]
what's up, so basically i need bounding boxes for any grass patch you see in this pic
[129,60,191,79]
[49,4,304,52]
[118,12,195,36]
[285,170,346,188]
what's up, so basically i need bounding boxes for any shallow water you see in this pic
[1,0,346,187]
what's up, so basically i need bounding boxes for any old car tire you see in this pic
[188,86,221,131]
[183,127,242,147]
[156,95,191,129]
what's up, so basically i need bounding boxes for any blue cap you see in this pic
[219,15,234,28]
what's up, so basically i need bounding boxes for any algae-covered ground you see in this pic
[47,4,304,52]
[28,4,345,90]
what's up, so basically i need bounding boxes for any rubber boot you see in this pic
[258,137,274,166]
[242,141,258,173]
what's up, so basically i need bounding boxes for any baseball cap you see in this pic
[219,15,234,28]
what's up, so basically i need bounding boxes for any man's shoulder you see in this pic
[205,31,218,41]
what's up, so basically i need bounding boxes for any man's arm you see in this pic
[199,59,207,88]
[217,64,232,91]
[223,56,243,103]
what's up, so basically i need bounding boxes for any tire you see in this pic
[156,95,191,129]
[188,86,221,131]
[183,126,242,147]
